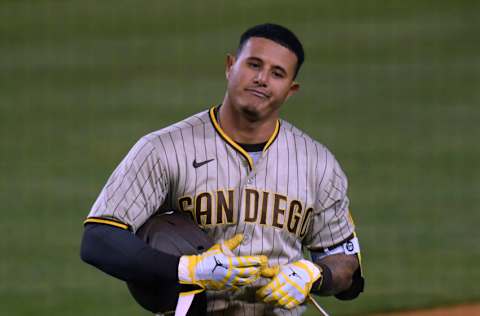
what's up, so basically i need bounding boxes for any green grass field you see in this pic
[1,1,479,315]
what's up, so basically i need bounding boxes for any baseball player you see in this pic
[81,23,364,315]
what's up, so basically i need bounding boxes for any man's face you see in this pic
[225,37,300,122]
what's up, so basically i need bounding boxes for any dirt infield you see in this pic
[371,303,480,316]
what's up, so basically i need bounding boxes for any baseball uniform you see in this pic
[85,106,357,315]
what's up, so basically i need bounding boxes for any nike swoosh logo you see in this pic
[193,158,214,168]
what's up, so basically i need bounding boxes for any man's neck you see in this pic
[218,102,278,144]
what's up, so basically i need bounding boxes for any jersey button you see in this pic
[247,177,254,184]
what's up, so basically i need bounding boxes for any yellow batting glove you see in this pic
[257,259,321,309]
[178,234,267,294]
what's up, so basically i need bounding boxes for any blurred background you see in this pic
[1,0,479,315]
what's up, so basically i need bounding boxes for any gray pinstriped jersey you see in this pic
[87,106,355,315]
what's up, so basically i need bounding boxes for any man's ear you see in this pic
[225,54,236,79]
[286,82,300,100]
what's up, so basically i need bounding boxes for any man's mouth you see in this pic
[245,88,270,99]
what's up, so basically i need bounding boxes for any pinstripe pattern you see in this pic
[87,107,355,315]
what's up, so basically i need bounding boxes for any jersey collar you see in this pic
[208,106,280,170]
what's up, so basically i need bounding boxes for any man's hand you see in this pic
[178,234,267,294]
[257,259,322,309]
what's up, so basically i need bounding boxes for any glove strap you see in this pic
[178,255,193,284]
[311,263,333,295]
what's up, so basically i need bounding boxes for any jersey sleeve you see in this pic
[304,148,355,250]
[85,136,169,232]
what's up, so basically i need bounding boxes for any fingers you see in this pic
[232,255,268,267]
[222,234,243,252]
[278,293,293,307]
[226,261,266,283]
[257,281,302,309]
[256,276,282,298]
[214,266,262,289]
[260,265,280,278]
[231,266,261,278]
[230,274,260,286]
[260,286,291,306]
[280,295,301,309]
[262,290,283,304]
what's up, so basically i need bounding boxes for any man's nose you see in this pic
[253,70,268,87]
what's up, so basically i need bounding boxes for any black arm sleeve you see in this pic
[334,266,364,300]
[80,223,180,286]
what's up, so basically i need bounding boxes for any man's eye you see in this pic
[273,71,284,78]
[249,62,260,69]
